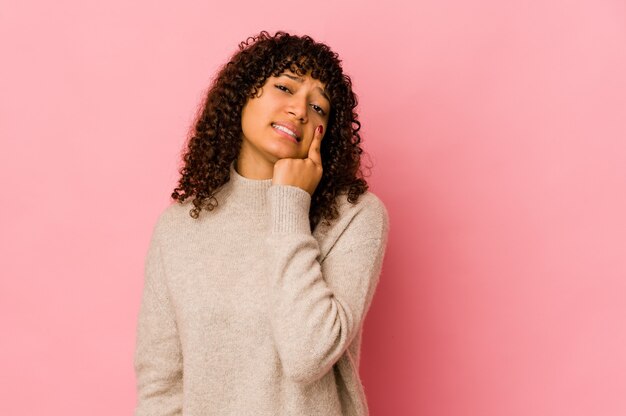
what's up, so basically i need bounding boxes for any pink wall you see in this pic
[1,0,625,415]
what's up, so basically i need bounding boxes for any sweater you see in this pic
[133,160,390,416]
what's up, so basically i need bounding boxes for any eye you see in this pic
[275,84,291,93]
[311,104,326,116]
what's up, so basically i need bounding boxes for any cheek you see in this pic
[241,102,266,130]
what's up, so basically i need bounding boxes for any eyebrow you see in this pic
[279,73,331,104]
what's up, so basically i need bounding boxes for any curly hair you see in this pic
[171,30,371,231]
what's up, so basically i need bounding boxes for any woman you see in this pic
[134,30,390,416]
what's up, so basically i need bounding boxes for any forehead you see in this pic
[272,68,323,84]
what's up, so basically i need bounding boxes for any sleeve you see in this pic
[264,184,390,384]
[133,221,184,416]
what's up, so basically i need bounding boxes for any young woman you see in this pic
[134,30,390,416]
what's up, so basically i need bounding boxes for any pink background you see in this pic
[1,0,625,415]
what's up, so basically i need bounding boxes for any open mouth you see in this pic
[271,123,301,142]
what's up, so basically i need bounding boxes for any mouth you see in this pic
[271,123,301,142]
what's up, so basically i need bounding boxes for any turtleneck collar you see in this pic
[217,160,273,211]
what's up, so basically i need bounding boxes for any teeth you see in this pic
[272,124,298,139]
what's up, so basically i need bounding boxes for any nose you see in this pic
[287,94,308,122]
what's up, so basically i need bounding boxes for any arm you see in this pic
[133,220,183,416]
[265,185,390,384]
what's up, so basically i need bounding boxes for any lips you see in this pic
[271,121,301,142]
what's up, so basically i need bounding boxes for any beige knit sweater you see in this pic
[134,161,390,416]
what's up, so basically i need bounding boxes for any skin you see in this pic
[237,69,330,196]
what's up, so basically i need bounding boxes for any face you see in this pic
[239,69,330,172]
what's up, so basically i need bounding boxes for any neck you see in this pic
[235,154,275,180]
[218,160,273,211]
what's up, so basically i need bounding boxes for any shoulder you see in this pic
[339,190,389,236]
[314,190,390,257]
[150,198,196,240]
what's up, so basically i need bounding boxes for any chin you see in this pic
[265,144,300,160]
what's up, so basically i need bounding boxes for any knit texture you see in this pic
[134,161,390,416]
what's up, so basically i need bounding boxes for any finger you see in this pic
[307,125,323,165]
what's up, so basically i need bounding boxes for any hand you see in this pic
[272,125,324,196]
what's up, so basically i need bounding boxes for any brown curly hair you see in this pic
[171,30,371,231]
